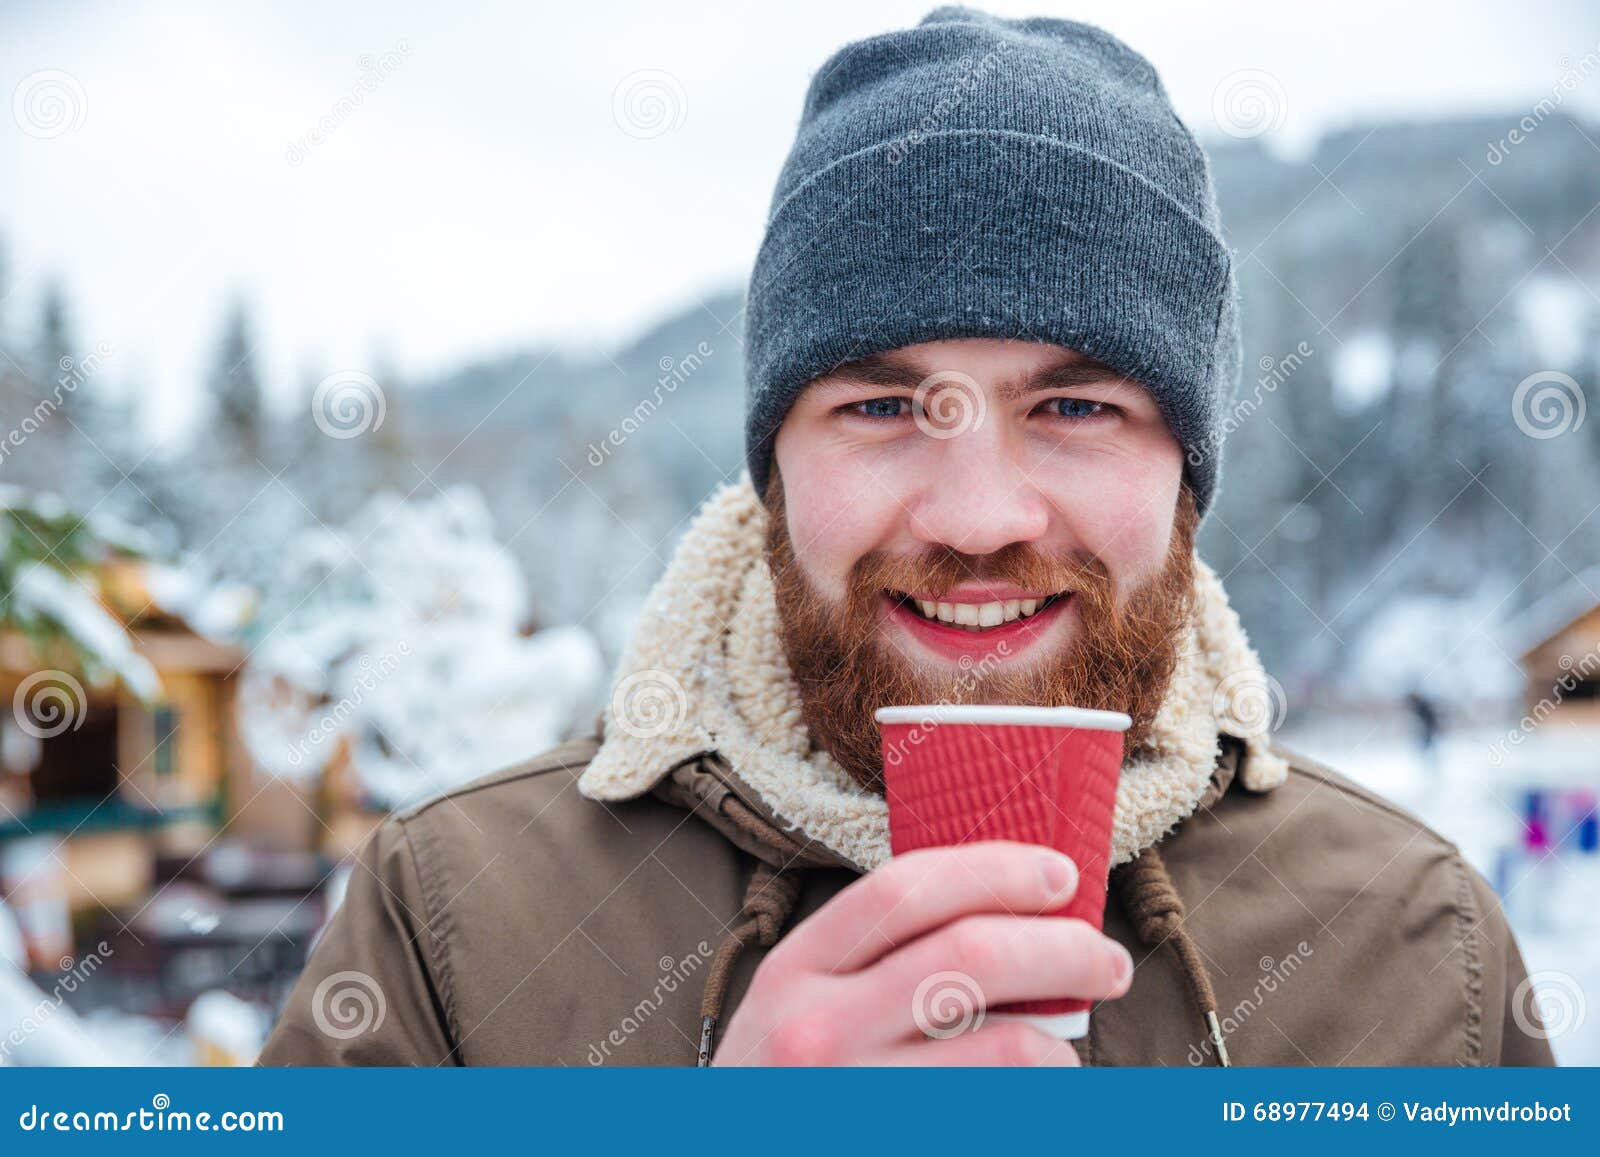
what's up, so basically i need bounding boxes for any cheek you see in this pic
[1044,456,1182,583]
[778,466,897,601]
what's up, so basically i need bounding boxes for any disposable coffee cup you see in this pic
[876,703,1130,1040]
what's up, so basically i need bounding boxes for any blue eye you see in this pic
[853,397,907,418]
[1046,397,1105,419]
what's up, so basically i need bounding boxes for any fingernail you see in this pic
[1039,851,1077,896]
[1109,942,1133,985]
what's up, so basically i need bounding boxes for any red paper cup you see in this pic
[877,704,1129,1039]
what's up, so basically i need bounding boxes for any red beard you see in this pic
[764,477,1199,793]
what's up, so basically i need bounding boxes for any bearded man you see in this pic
[261,7,1552,1067]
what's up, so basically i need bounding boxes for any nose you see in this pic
[904,429,1051,555]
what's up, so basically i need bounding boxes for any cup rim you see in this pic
[873,704,1132,731]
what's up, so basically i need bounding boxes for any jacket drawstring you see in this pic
[696,851,804,1065]
[693,795,1229,1065]
[1113,845,1232,1065]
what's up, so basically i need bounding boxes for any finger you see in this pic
[853,913,1131,1035]
[775,841,1079,974]
[868,1018,1083,1067]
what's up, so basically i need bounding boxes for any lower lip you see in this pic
[884,594,1073,661]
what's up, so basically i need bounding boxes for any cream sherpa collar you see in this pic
[578,477,1287,872]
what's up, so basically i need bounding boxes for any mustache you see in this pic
[846,542,1116,612]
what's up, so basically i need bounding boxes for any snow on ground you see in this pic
[1342,592,1525,703]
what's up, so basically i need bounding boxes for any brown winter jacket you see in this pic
[258,730,1554,1067]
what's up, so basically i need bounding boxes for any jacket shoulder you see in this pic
[265,736,752,1065]
[389,734,744,947]
[1266,741,1461,848]
[1175,740,1552,1065]
[394,734,604,821]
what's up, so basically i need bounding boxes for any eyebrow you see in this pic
[812,351,1136,401]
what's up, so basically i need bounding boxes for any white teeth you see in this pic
[904,593,1061,627]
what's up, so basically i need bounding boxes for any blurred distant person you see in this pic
[1406,689,1443,774]
[261,6,1550,1068]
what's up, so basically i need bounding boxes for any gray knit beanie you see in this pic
[743,5,1239,513]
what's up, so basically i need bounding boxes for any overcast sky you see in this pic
[5,0,1599,440]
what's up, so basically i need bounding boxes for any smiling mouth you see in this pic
[886,590,1070,633]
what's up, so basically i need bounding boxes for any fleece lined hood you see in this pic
[578,476,1287,870]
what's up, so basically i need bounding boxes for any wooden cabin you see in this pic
[1514,565,1600,734]
[0,557,246,915]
